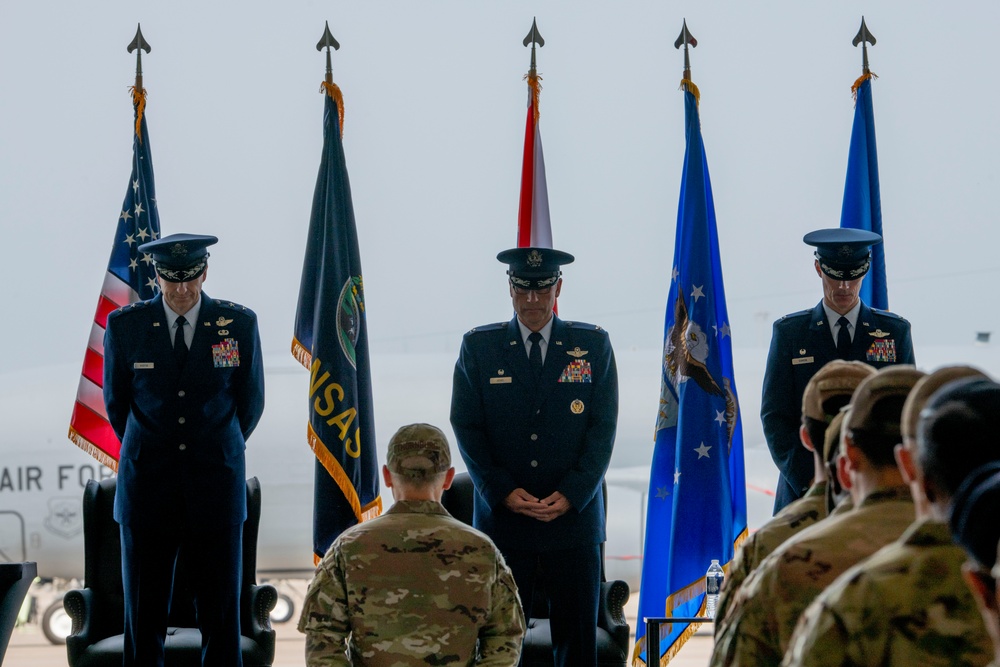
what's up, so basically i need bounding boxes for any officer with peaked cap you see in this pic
[761,228,915,513]
[450,247,618,667]
[103,233,265,666]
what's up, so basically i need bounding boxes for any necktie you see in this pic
[174,316,188,367]
[836,316,851,359]
[528,332,543,376]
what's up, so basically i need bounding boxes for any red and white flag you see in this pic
[516,70,552,249]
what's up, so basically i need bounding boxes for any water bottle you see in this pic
[705,559,724,619]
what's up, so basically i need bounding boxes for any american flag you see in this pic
[68,89,161,469]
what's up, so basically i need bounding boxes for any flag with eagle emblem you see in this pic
[633,84,747,665]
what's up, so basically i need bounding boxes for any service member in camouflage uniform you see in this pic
[782,366,993,667]
[710,365,923,667]
[298,423,525,666]
[715,361,874,630]
[945,380,1000,667]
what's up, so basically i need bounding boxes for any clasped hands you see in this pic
[504,488,570,522]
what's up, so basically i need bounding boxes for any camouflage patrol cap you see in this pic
[900,365,988,443]
[802,360,876,422]
[823,408,849,464]
[844,365,925,439]
[386,423,452,480]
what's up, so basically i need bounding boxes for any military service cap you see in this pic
[901,365,988,443]
[386,423,452,480]
[844,365,924,439]
[139,233,218,282]
[497,246,574,291]
[803,228,882,281]
[802,360,876,422]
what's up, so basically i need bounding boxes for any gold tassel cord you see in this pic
[129,86,147,144]
[321,80,346,137]
[851,71,878,102]
[524,71,543,123]
[679,79,701,105]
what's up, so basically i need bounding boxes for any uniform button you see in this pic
[178,417,186,424]
[178,390,186,397]
[178,444,187,451]
[536,409,540,415]
[530,460,538,467]
[530,434,538,441]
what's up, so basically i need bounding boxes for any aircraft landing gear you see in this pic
[41,597,71,645]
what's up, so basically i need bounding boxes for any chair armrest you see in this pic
[64,588,99,664]
[597,579,630,650]
[245,584,277,643]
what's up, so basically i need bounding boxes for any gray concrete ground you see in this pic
[5,590,715,666]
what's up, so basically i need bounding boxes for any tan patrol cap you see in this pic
[822,408,849,464]
[844,365,925,438]
[900,366,988,443]
[386,423,452,480]
[802,360,876,422]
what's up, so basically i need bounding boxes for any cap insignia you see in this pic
[170,243,189,257]
[837,244,853,258]
[527,250,543,267]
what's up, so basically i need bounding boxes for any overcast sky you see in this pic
[2,1,998,375]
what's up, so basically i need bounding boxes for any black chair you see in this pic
[63,477,277,667]
[442,472,630,667]
[0,561,37,663]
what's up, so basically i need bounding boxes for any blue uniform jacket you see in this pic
[104,292,265,528]
[450,316,618,553]
[760,300,914,510]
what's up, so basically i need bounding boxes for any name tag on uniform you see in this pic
[490,376,512,384]
[792,356,814,366]
[134,362,155,369]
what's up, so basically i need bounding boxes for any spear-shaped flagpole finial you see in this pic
[316,20,341,87]
[127,23,151,91]
[523,17,544,76]
[674,19,698,81]
[852,16,876,75]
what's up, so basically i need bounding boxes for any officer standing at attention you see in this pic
[103,233,265,667]
[762,228,915,512]
[298,423,525,666]
[450,247,618,667]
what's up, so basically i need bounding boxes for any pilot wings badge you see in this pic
[215,316,234,327]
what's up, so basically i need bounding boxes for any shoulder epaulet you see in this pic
[778,309,812,322]
[214,299,256,319]
[563,321,609,336]
[870,308,909,324]
[465,322,506,335]
[114,300,153,315]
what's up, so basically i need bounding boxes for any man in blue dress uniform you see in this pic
[103,233,265,666]
[450,247,618,667]
[761,228,914,513]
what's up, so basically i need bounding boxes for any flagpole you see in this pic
[69,25,162,467]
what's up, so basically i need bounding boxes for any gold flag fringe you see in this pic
[68,426,120,473]
[129,87,147,144]
[851,71,878,102]
[290,337,313,371]
[524,71,543,123]
[679,79,700,104]
[320,80,346,137]
[629,528,748,666]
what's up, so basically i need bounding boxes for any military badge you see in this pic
[867,338,897,363]
[570,399,585,414]
[559,359,592,383]
[566,347,588,358]
[216,316,234,327]
[217,329,229,335]
[212,338,240,368]
[868,329,890,338]
[527,249,543,267]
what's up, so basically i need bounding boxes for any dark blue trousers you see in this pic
[120,520,243,667]
[506,544,601,667]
